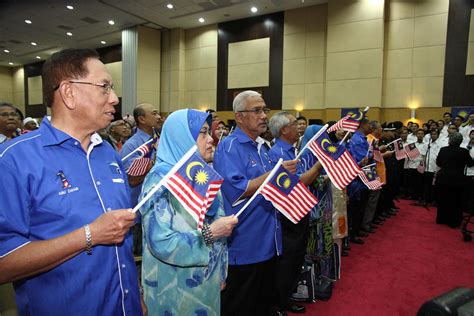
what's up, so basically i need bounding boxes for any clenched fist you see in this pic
[209,216,239,238]
[89,209,136,245]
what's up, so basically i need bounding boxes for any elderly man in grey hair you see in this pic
[435,132,474,227]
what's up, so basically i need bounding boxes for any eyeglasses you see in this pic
[237,107,270,115]
[0,112,19,118]
[54,81,115,94]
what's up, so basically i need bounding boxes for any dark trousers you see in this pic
[436,184,464,227]
[422,172,435,203]
[221,257,277,316]
[275,216,309,309]
[408,169,423,200]
[348,189,370,237]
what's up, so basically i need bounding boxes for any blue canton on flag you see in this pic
[164,152,223,231]
[359,165,383,190]
[260,165,318,224]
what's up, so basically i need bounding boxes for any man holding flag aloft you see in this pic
[214,91,298,316]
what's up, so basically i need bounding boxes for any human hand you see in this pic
[89,209,136,245]
[282,159,298,174]
[209,216,238,239]
[359,156,369,167]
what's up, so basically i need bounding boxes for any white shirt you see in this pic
[424,139,442,173]
[439,125,448,138]
[407,141,427,169]
[407,133,417,144]
[460,124,474,147]
[402,140,410,169]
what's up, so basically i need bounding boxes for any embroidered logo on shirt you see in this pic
[108,162,122,175]
[57,171,71,189]
[248,154,257,167]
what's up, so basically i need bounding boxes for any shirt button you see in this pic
[121,264,126,268]
[106,207,112,211]
[96,181,101,185]
[74,141,78,146]
[124,289,129,294]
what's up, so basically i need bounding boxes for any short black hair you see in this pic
[443,112,452,117]
[296,116,307,122]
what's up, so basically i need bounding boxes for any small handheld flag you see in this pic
[359,165,383,190]
[394,139,407,160]
[404,142,420,160]
[329,107,369,133]
[307,130,361,190]
[370,139,383,162]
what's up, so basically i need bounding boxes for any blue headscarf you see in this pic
[300,124,323,150]
[155,109,212,174]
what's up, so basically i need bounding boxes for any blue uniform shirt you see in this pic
[121,128,155,206]
[213,127,282,265]
[0,118,141,316]
[268,138,312,177]
[347,130,370,200]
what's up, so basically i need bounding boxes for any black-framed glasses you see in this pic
[54,81,115,94]
[237,107,270,115]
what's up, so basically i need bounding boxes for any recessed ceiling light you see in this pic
[66,32,73,36]
[8,62,13,65]
[35,56,41,59]
[3,49,10,53]
[198,17,205,23]
[108,20,115,25]
[66,5,74,10]
[31,42,37,46]
[251,6,258,13]
[101,40,106,44]
[166,3,173,9]
[25,19,32,24]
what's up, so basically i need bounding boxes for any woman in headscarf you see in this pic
[139,109,238,315]
[210,120,227,148]
[436,132,474,228]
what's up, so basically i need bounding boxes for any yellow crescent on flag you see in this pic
[276,172,288,187]
[185,161,204,180]
[350,110,363,120]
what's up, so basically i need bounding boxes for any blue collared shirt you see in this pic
[347,130,370,200]
[121,128,155,206]
[0,118,141,316]
[213,127,282,265]
[268,138,311,176]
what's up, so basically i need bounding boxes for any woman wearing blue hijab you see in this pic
[139,109,238,316]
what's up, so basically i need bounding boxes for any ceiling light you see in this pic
[101,40,106,44]
[108,20,115,25]
[66,32,73,36]
[198,17,205,23]
[251,6,258,13]
[166,3,173,9]
[66,5,74,10]
[31,42,37,46]
[35,56,41,59]
[25,19,32,24]
[8,62,13,65]
[3,49,10,53]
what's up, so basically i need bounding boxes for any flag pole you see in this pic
[235,158,283,219]
[362,162,377,169]
[340,131,351,144]
[121,138,153,162]
[295,124,329,160]
[131,145,198,213]
[386,137,401,146]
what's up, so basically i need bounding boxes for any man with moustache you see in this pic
[214,91,297,316]
[0,49,143,315]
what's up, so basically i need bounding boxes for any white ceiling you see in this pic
[0,0,326,67]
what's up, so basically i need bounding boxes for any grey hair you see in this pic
[269,111,291,139]
[448,132,463,147]
[232,90,261,112]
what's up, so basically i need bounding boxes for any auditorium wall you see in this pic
[0,66,13,104]
[466,9,474,75]
[137,25,161,109]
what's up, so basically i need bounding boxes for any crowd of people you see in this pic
[0,48,473,316]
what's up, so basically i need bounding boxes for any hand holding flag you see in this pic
[359,165,383,190]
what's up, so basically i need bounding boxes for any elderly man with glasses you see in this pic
[0,103,20,144]
[0,49,144,315]
[214,91,298,316]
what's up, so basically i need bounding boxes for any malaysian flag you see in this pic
[405,143,421,160]
[394,139,407,160]
[164,152,223,231]
[327,114,351,133]
[328,108,368,133]
[127,129,159,176]
[260,164,318,224]
[307,130,361,190]
[359,165,383,190]
[370,139,383,162]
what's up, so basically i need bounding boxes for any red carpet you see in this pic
[302,200,474,315]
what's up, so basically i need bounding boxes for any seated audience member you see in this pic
[139,109,237,315]
[0,103,20,144]
[0,48,143,315]
[435,132,474,228]
[268,111,322,314]
[213,90,297,316]
[22,117,39,131]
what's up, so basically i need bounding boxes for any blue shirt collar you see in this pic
[233,127,258,144]
[274,138,294,152]
[40,116,103,147]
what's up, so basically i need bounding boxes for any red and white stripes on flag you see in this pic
[127,157,151,176]
[259,164,318,224]
[327,114,351,132]
[307,131,361,190]
[358,167,383,190]
[370,139,383,162]
[404,142,421,160]
[394,139,407,160]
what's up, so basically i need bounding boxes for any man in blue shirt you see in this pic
[0,49,143,315]
[214,91,297,316]
[268,111,322,314]
[347,118,372,244]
